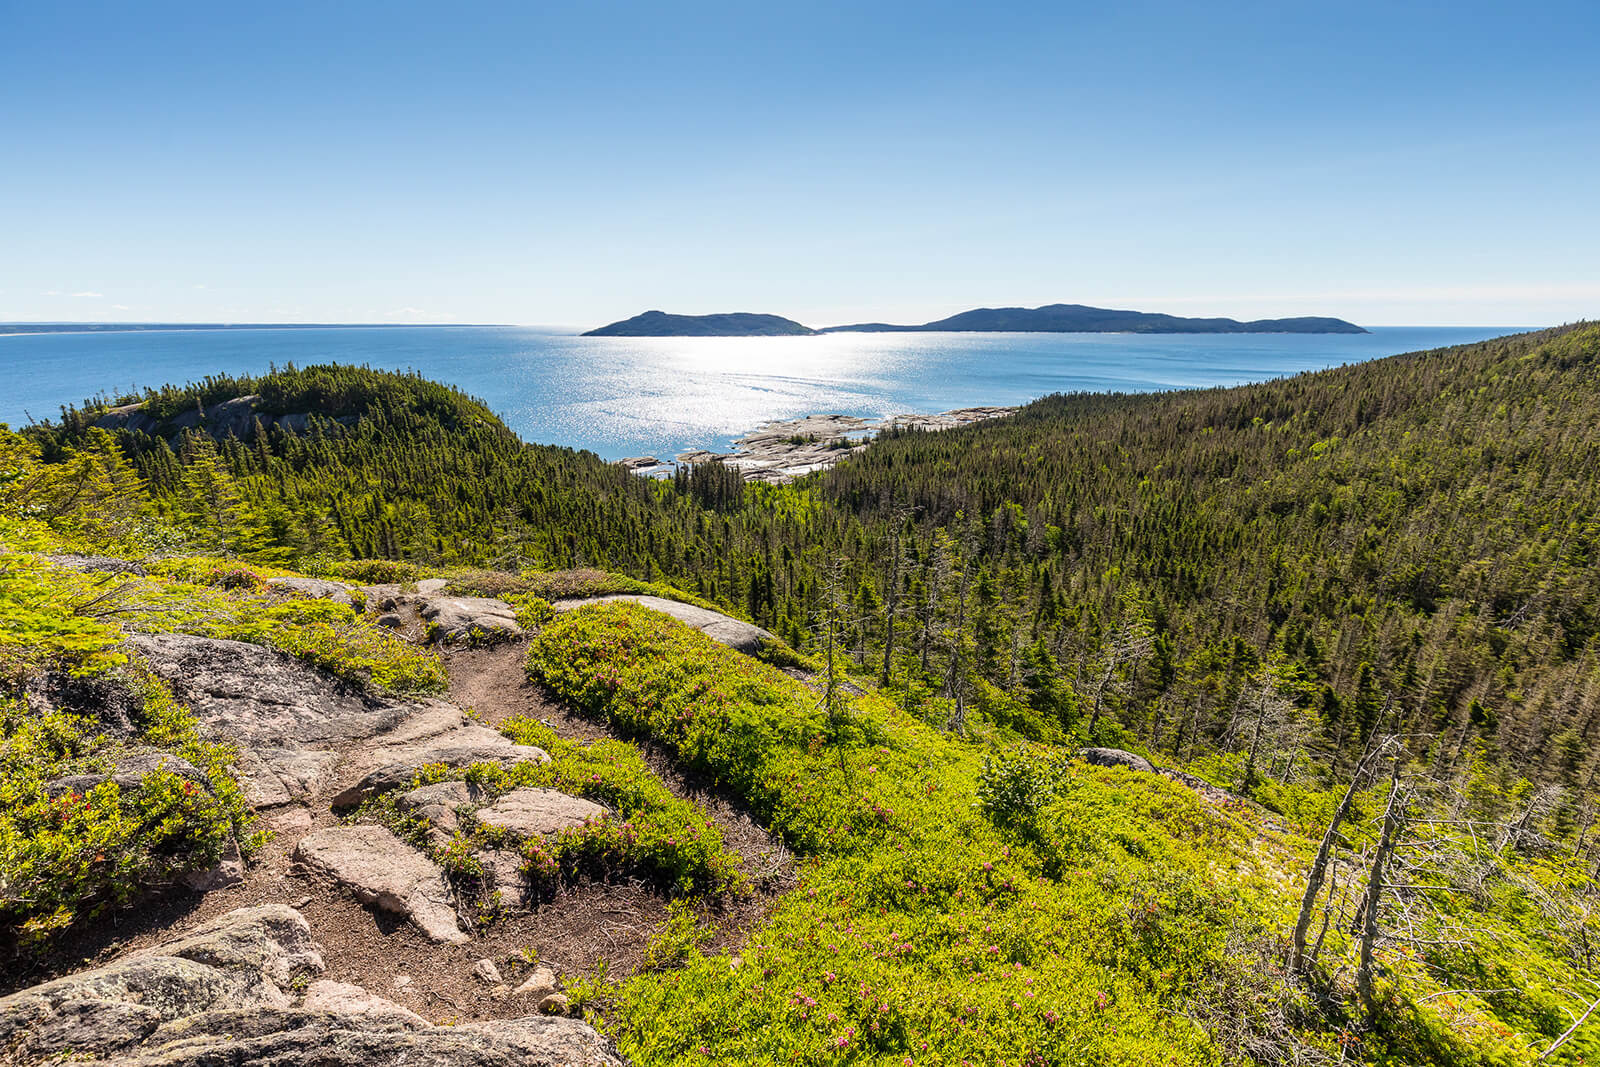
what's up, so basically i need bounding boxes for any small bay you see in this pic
[0,325,1519,460]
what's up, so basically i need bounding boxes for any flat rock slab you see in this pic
[476,787,607,838]
[0,904,624,1066]
[293,825,467,944]
[44,748,207,798]
[420,595,523,643]
[265,576,355,605]
[130,633,441,807]
[554,594,773,654]
[332,718,550,807]
[301,980,427,1026]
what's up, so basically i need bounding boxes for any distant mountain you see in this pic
[820,303,1366,334]
[583,311,817,337]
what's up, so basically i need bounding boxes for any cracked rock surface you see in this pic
[292,825,469,945]
[0,905,624,1065]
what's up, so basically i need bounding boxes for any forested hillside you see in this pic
[9,324,1600,1064]
[33,325,1600,797]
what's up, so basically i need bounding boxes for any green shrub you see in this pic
[976,744,1067,829]
[0,673,258,944]
[441,568,537,599]
[0,550,128,675]
[408,719,745,898]
[528,603,1275,1064]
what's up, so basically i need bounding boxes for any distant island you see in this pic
[583,303,1365,337]
[821,303,1367,334]
[582,310,816,337]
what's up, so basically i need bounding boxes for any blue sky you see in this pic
[2,0,1596,328]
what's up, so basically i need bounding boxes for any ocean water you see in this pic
[0,325,1522,461]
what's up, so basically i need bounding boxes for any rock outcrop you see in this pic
[0,904,321,1063]
[129,633,435,808]
[554,594,773,655]
[292,825,468,944]
[92,395,360,443]
[397,779,482,846]
[421,595,523,643]
[1079,747,1157,774]
[0,904,624,1066]
[265,576,356,605]
[331,703,550,808]
[44,553,148,576]
[43,748,208,798]
[475,787,608,838]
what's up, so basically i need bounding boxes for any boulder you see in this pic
[265,576,355,606]
[420,595,523,644]
[554,594,773,654]
[292,825,467,945]
[396,780,482,847]
[512,964,559,999]
[1079,747,1157,773]
[182,836,247,893]
[415,578,449,596]
[0,908,624,1065]
[472,959,503,985]
[477,849,529,904]
[475,788,607,838]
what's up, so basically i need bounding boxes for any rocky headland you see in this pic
[634,406,1016,483]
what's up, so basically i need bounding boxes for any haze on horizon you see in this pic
[2,1,1596,329]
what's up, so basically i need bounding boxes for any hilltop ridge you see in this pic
[822,301,1367,333]
[581,302,1366,336]
[581,310,816,337]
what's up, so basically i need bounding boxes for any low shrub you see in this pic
[528,603,1278,1064]
[407,719,744,898]
[0,673,259,944]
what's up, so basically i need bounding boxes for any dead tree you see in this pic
[1291,732,1395,974]
[878,505,916,689]
[1356,751,1408,1018]
[1084,617,1154,739]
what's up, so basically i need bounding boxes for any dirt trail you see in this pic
[6,639,796,1021]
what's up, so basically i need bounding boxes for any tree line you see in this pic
[25,324,1600,814]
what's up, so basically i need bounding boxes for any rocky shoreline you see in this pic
[618,406,1016,484]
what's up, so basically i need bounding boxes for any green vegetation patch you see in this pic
[0,673,259,944]
[417,719,744,898]
[528,602,1298,1065]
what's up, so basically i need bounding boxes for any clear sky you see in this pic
[2,0,1596,328]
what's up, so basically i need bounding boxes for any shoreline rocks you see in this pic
[621,405,1017,484]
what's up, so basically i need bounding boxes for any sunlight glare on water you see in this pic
[0,325,1522,461]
